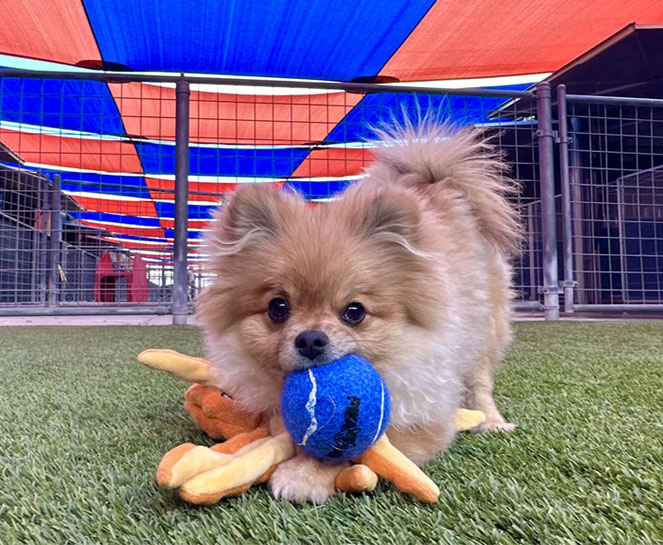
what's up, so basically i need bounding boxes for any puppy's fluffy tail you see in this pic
[368,123,522,256]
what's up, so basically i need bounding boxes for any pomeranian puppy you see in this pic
[196,123,521,504]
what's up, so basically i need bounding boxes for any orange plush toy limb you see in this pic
[355,435,440,503]
[139,349,265,440]
[184,384,265,440]
[335,464,379,493]
[157,430,295,505]
[139,349,485,503]
[156,428,269,491]
[139,349,219,386]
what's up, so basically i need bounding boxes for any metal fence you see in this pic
[558,88,663,314]
[0,69,661,321]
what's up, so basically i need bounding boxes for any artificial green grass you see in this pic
[0,322,662,545]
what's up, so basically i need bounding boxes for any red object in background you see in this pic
[94,252,121,303]
[128,255,148,302]
[94,252,149,303]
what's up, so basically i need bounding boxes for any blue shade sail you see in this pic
[82,0,435,80]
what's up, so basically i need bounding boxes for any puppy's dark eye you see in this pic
[268,297,290,323]
[341,302,365,326]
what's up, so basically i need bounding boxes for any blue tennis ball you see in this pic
[281,354,391,462]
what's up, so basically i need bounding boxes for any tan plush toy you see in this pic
[139,349,486,504]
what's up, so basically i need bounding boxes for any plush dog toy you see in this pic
[139,349,486,504]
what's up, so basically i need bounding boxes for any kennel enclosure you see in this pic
[0,69,661,322]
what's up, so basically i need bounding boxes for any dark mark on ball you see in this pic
[326,396,362,458]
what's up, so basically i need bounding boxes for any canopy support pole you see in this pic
[536,82,560,320]
[172,78,190,325]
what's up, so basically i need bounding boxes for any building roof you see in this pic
[546,24,663,97]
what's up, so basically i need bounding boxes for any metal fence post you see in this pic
[172,78,190,325]
[557,85,576,312]
[47,174,62,307]
[536,82,560,320]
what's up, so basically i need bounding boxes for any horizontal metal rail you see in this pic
[513,301,544,311]
[0,69,535,99]
[572,305,663,313]
[0,305,174,316]
[566,94,663,107]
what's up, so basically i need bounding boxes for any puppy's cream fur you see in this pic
[197,124,521,503]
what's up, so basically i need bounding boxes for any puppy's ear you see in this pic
[221,184,299,239]
[204,185,302,261]
[360,188,422,246]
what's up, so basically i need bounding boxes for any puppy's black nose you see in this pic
[294,330,329,360]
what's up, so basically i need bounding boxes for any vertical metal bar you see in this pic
[48,174,62,307]
[38,179,49,304]
[536,82,560,320]
[557,85,575,312]
[161,262,166,302]
[30,177,41,303]
[172,78,190,325]
[569,116,585,304]
[616,176,628,303]
[527,209,536,300]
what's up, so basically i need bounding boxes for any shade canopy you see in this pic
[0,1,660,262]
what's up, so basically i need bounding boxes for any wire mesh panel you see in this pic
[0,167,47,304]
[185,84,542,305]
[564,97,663,307]
[492,108,541,304]
[0,71,539,314]
[7,72,663,316]
[0,75,176,310]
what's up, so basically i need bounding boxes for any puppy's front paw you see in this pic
[268,453,345,504]
[474,419,516,433]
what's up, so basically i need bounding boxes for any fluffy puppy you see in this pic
[196,123,521,504]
